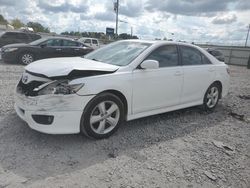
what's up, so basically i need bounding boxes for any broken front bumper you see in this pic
[14,93,95,134]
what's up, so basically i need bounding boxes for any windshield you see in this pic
[84,41,151,66]
[29,38,48,45]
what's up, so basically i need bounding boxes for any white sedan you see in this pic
[15,40,230,139]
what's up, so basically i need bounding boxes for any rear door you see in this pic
[61,39,82,56]
[179,45,216,104]
[83,39,92,48]
[92,39,99,49]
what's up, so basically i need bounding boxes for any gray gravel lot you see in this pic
[0,61,249,188]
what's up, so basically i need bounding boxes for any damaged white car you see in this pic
[15,40,230,139]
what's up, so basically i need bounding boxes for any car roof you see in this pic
[3,30,40,35]
[42,36,77,41]
[79,37,98,40]
[119,39,198,47]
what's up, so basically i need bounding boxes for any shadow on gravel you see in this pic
[0,104,230,181]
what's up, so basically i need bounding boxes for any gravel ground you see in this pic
[0,61,249,188]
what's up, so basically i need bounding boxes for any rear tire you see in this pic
[203,83,221,111]
[19,52,34,65]
[80,93,125,139]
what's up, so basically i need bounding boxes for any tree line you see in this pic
[0,14,138,39]
[61,31,138,40]
[0,14,50,33]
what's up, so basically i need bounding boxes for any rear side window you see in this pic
[16,33,28,40]
[210,50,222,56]
[1,32,18,39]
[180,46,202,66]
[201,54,212,64]
[84,39,91,44]
[62,40,79,47]
[29,34,41,40]
[92,40,98,44]
[146,45,179,67]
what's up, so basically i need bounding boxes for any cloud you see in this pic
[235,0,250,10]
[119,1,144,17]
[212,14,237,24]
[38,0,88,13]
[105,0,143,18]
[94,11,115,21]
[146,0,235,17]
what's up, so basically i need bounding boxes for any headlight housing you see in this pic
[35,80,84,95]
[4,48,18,52]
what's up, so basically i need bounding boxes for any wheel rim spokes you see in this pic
[22,54,33,64]
[206,87,219,108]
[90,101,120,134]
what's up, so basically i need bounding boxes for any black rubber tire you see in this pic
[19,52,35,65]
[80,92,125,139]
[203,83,221,111]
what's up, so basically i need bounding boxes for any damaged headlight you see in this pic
[34,80,84,95]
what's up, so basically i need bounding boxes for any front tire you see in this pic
[19,52,34,65]
[80,93,125,139]
[203,83,221,111]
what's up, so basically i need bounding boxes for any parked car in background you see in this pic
[78,37,100,49]
[14,40,230,139]
[1,37,93,64]
[0,31,41,48]
[0,31,41,60]
[206,48,225,62]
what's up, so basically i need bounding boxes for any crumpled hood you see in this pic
[25,57,119,78]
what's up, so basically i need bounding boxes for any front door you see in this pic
[132,45,183,114]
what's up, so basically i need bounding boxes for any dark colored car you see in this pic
[0,31,41,48]
[1,37,94,64]
[207,48,225,62]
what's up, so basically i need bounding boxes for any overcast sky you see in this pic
[0,0,250,45]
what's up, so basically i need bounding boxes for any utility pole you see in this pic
[245,24,250,47]
[114,0,119,37]
[131,26,133,37]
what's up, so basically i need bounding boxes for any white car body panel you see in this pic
[14,40,230,134]
[26,57,119,77]
[181,64,216,105]
[132,67,183,114]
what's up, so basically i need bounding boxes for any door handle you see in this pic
[175,71,182,76]
[56,48,62,51]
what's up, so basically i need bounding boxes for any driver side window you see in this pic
[145,45,179,67]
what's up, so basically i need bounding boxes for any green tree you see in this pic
[118,33,138,39]
[0,14,8,25]
[11,18,25,29]
[26,22,50,33]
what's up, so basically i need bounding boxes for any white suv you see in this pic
[78,37,100,50]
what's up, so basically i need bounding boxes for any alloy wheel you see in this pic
[90,101,120,134]
[21,54,33,65]
[206,86,219,108]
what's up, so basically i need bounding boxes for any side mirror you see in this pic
[140,60,159,69]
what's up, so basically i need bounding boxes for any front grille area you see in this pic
[17,80,45,96]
